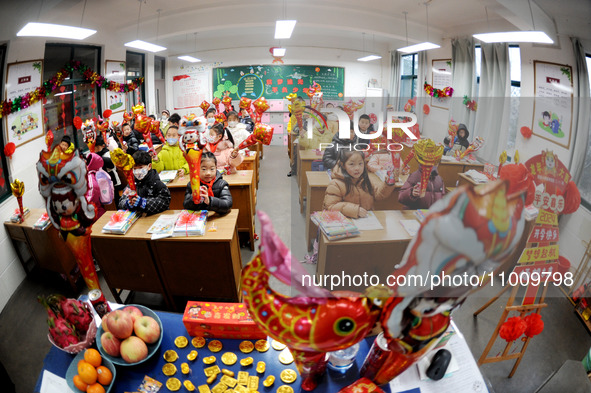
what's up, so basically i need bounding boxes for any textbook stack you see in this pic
[102,210,141,235]
[173,210,208,237]
[311,211,360,241]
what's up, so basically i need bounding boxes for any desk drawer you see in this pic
[5,224,26,242]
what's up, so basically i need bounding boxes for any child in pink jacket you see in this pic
[85,153,107,221]
[204,123,243,174]
[367,151,394,173]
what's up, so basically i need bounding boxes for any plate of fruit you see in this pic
[97,304,163,366]
[66,348,116,393]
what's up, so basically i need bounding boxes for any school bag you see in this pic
[95,168,115,204]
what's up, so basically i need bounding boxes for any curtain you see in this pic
[449,38,477,136]
[473,42,510,164]
[568,37,591,185]
[389,51,402,109]
[415,51,429,128]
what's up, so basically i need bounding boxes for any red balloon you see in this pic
[423,104,430,115]
[239,97,252,110]
[102,109,112,119]
[134,114,151,133]
[4,142,15,158]
[73,116,83,130]
[562,180,581,214]
[200,100,210,114]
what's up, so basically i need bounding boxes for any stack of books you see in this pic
[33,212,51,230]
[146,214,178,239]
[9,207,30,223]
[158,170,177,184]
[173,210,208,237]
[311,211,360,241]
[102,210,141,234]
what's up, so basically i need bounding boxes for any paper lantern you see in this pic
[499,316,527,342]
[523,313,544,338]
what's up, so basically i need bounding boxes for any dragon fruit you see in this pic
[58,297,93,333]
[39,295,80,348]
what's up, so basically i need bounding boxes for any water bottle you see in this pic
[327,343,360,375]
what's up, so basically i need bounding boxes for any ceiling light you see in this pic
[178,56,201,63]
[473,31,553,44]
[124,40,166,53]
[397,42,440,53]
[273,47,286,56]
[275,20,296,39]
[17,22,96,40]
[357,55,382,62]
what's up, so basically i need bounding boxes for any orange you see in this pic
[77,360,89,375]
[78,361,97,385]
[87,382,106,393]
[72,374,88,391]
[96,366,113,385]
[84,348,102,368]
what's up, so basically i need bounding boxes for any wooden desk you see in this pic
[438,159,484,187]
[4,209,79,290]
[297,149,323,213]
[317,210,417,291]
[457,172,483,187]
[167,170,256,250]
[91,210,242,309]
[248,143,263,159]
[236,152,259,189]
[305,172,408,251]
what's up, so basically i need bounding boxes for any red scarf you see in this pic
[201,178,215,197]
[207,141,219,153]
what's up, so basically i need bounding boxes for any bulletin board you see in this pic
[4,60,44,147]
[172,67,210,110]
[531,60,573,149]
[212,65,345,101]
[105,60,126,113]
[431,59,452,110]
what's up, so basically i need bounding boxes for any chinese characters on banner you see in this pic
[173,69,210,110]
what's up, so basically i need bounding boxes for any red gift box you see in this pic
[338,378,385,393]
[182,301,266,339]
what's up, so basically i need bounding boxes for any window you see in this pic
[154,56,166,114]
[400,53,418,110]
[579,54,591,210]
[43,43,102,150]
[0,44,10,203]
[126,51,145,108]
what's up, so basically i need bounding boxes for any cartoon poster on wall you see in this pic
[5,60,44,147]
[532,61,573,149]
[431,59,452,110]
[105,60,126,113]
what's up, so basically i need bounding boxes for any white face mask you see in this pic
[133,166,149,180]
[206,133,219,144]
[207,118,215,125]
[228,121,238,128]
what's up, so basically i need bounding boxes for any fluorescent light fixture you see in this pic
[124,40,166,53]
[273,47,286,57]
[473,31,553,44]
[17,22,96,40]
[178,56,201,63]
[357,54,382,62]
[397,42,440,53]
[275,20,296,39]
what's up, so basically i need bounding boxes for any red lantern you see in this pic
[520,126,533,139]
[523,313,544,338]
[499,316,527,342]
[73,116,83,130]
[423,104,430,115]
[4,142,15,158]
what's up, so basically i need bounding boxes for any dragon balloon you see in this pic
[179,117,208,204]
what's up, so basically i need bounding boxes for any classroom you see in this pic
[0,0,590,392]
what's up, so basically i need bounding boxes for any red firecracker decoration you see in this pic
[523,313,544,338]
[499,316,527,342]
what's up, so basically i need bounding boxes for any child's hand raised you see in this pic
[199,185,210,205]
[359,207,368,218]
[412,183,421,197]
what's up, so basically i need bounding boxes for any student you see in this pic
[59,135,75,153]
[121,122,140,156]
[323,150,396,218]
[152,125,189,176]
[445,123,470,155]
[299,114,333,150]
[226,111,251,148]
[183,152,232,215]
[85,153,108,220]
[95,135,123,196]
[205,123,243,173]
[117,151,171,215]
[147,114,162,145]
[322,121,368,170]
[358,114,374,134]
[398,167,445,209]
[367,150,394,173]
[239,108,254,132]
[205,108,217,128]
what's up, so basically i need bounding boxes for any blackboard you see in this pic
[212,65,345,101]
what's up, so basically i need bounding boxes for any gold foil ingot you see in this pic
[280,369,297,384]
[254,339,269,353]
[163,350,179,362]
[277,386,294,393]
[192,336,206,348]
[197,385,212,393]
[247,376,259,391]
[211,382,227,393]
[271,340,286,351]
[174,336,188,348]
[262,375,275,387]
[237,371,249,385]
[208,340,223,352]
[221,369,235,377]
[206,373,218,385]
[234,386,248,393]
[166,377,181,391]
[204,365,221,377]
[184,380,196,391]
[220,374,237,387]
[162,363,177,376]
[203,356,216,364]
[256,361,265,374]
[240,357,253,366]
[278,348,294,365]
[221,352,237,365]
[181,362,190,375]
[238,341,254,353]
[187,350,198,361]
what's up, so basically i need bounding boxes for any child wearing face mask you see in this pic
[225,111,250,148]
[204,123,243,174]
[118,151,171,215]
[205,108,217,129]
[239,108,254,132]
[152,125,190,176]
[183,152,233,215]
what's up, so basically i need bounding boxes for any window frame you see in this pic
[400,53,418,109]
[0,44,10,204]
[126,51,146,107]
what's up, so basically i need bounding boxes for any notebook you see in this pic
[102,210,141,235]
[172,210,208,237]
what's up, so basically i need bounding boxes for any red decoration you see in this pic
[499,316,527,342]
[107,211,126,226]
[73,116,83,130]
[562,181,581,214]
[4,142,15,158]
[498,163,536,206]
[423,104,430,115]
[338,378,385,393]
[520,126,533,139]
[523,313,544,337]
[200,100,210,114]
[102,109,112,119]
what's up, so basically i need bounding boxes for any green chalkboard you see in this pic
[212,65,345,101]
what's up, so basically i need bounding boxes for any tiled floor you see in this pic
[1,146,590,393]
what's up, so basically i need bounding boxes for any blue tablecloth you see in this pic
[35,310,391,392]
